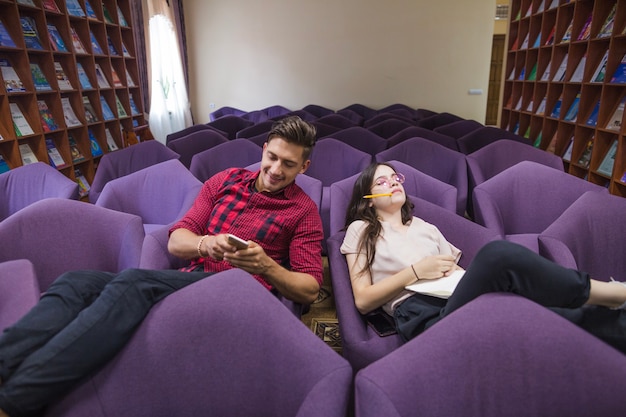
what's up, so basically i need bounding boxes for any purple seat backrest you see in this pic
[190,140,262,182]
[166,130,229,168]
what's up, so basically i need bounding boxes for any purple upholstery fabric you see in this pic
[311,121,342,138]
[0,198,144,291]
[433,119,483,139]
[0,259,40,332]
[386,126,458,151]
[165,124,227,145]
[45,269,352,417]
[189,139,262,182]
[327,196,500,371]
[89,141,180,203]
[355,293,626,417]
[377,104,416,117]
[316,114,358,130]
[259,105,291,119]
[139,224,189,271]
[207,115,254,139]
[209,105,246,121]
[0,162,79,221]
[414,108,438,120]
[363,113,416,129]
[339,103,378,120]
[241,110,270,124]
[95,159,202,234]
[235,120,275,139]
[376,138,468,215]
[301,104,334,118]
[322,127,387,156]
[335,109,364,125]
[415,112,464,130]
[366,119,415,139]
[456,126,531,155]
[472,161,608,251]
[166,129,229,168]
[539,191,626,282]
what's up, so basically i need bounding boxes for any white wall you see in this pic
[183,0,496,123]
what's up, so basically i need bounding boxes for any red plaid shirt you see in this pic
[170,168,324,289]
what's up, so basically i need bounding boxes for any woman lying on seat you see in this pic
[341,162,626,351]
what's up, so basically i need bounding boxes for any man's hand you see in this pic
[223,241,271,275]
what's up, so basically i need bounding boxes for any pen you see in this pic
[363,193,393,199]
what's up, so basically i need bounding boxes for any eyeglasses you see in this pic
[372,173,405,189]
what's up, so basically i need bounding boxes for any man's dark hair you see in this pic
[267,116,317,159]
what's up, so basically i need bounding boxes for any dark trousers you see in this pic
[395,240,626,352]
[0,268,210,417]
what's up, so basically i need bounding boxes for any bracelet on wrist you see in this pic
[410,264,419,281]
[197,235,209,258]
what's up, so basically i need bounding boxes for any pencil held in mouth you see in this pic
[363,193,393,199]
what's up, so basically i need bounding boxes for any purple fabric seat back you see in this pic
[0,259,40,332]
[209,105,246,121]
[335,108,364,125]
[339,103,378,120]
[0,162,79,221]
[322,127,387,156]
[89,141,180,203]
[316,114,358,130]
[259,105,291,119]
[166,129,229,168]
[95,159,202,232]
[235,120,275,139]
[190,139,262,182]
[165,124,227,145]
[45,269,353,417]
[0,198,144,291]
[207,115,254,139]
[433,119,483,139]
[539,191,626,281]
[363,112,416,129]
[456,126,531,155]
[415,108,438,120]
[355,293,626,417]
[386,126,458,151]
[301,104,334,118]
[366,119,415,139]
[311,121,341,138]
[376,138,468,215]
[415,111,464,130]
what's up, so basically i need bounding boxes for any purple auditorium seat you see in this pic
[472,161,608,252]
[316,114,358,130]
[355,293,626,417]
[241,110,270,123]
[539,191,626,282]
[235,120,275,139]
[0,198,144,291]
[335,108,364,125]
[322,127,387,156]
[433,119,483,139]
[166,129,229,168]
[377,104,417,118]
[302,104,334,118]
[245,131,270,147]
[95,159,203,234]
[456,126,531,155]
[190,139,262,182]
[365,119,415,139]
[207,115,254,139]
[339,103,378,121]
[363,112,416,129]
[415,108,438,120]
[415,111,464,130]
[165,124,227,145]
[311,121,342,138]
[386,126,458,151]
[271,110,318,122]
[89,140,180,204]
[45,269,353,417]
[0,259,40,332]
[209,105,246,121]
[327,195,500,371]
[259,105,291,119]
[376,138,468,215]
[0,162,79,221]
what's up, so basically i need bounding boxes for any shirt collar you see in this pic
[244,169,299,199]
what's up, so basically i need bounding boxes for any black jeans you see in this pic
[0,268,210,417]
[395,240,626,352]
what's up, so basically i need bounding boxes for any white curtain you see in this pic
[147,12,192,144]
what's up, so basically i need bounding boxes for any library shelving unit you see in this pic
[0,0,146,193]
[501,0,626,198]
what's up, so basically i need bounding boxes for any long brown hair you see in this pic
[344,162,414,277]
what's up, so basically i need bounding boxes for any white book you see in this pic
[0,59,25,92]
[125,69,136,87]
[540,60,551,81]
[569,55,586,82]
[61,97,81,127]
[597,140,618,177]
[105,128,119,151]
[552,54,568,82]
[536,97,547,115]
[405,270,465,299]
[19,143,38,165]
[562,138,574,162]
[606,97,626,131]
[54,62,73,91]
[94,64,110,88]
[46,139,67,168]
[10,103,34,136]
[591,51,609,83]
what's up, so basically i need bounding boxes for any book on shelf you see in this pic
[598,4,617,38]
[544,25,556,46]
[107,36,119,55]
[405,270,465,299]
[30,63,52,91]
[117,5,129,27]
[577,14,593,41]
[562,137,574,162]
[577,139,594,168]
[74,168,90,197]
[88,129,103,157]
[89,31,104,55]
[82,96,98,123]
[10,102,35,136]
[596,140,618,177]
[537,0,545,13]
[552,54,568,82]
[100,96,115,120]
[525,99,534,112]
[606,96,626,131]
[20,17,43,50]
[54,61,73,90]
[563,94,581,122]
[510,37,519,52]
[94,64,110,88]
[47,24,67,52]
[84,0,97,19]
[111,68,123,87]
[550,97,563,119]
[115,95,127,117]
[0,59,26,93]
[76,63,92,89]
[45,138,67,169]
[129,97,140,115]
[533,132,542,148]
[42,0,61,13]
[65,0,85,17]
[68,135,86,162]
[610,54,626,83]
[621,171,626,183]
[527,63,537,81]
[546,133,558,154]
[591,51,609,83]
[37,100,59,132]
[532,32,541,49]
[0,154,10,174]
[105,128,119,151]
[585,101,601,127]
[125,69,136,87]
[61,97,81,127]
[520,33,530,50]
[122,42,131,57]
[561,19,574,43]
[19,143,38,165]
[69,27,87,54]
[17,0,36,6]
[102,4,115,24]
[536,97,547,115]
[569,55,586,83]
[513,95,522,111]
[540,60,551,81]
[0,20,17,48]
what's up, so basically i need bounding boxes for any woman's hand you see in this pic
[412,255,458,280]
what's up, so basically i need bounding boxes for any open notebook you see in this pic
[405,270,465,299]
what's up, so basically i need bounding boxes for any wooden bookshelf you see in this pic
[501,0,626,197]
[0,0,146,194]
